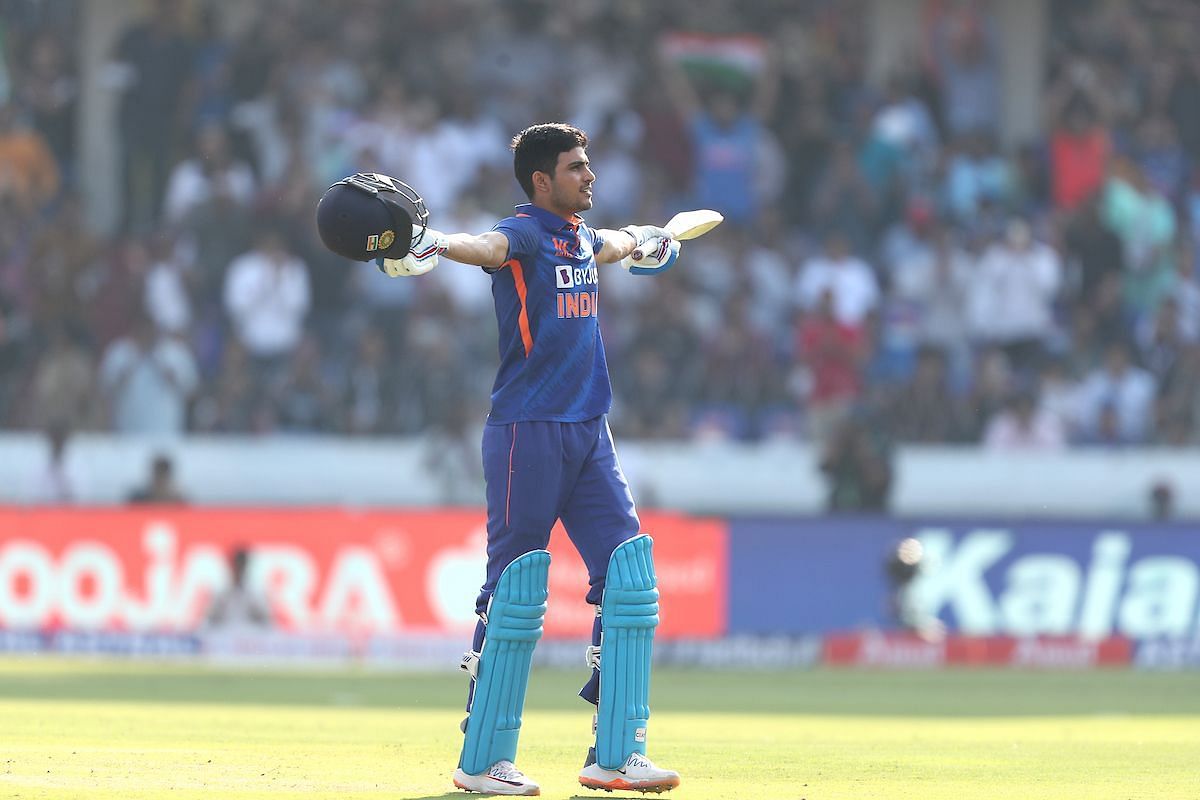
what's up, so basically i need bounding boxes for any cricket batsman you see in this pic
[316,123,683,795]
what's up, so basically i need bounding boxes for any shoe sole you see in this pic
[453,776,540,796]
[578,775,680,794]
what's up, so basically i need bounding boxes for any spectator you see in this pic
[422,399,485,506]
[1134,115,1188,202]
[98,311,198,435]
[1044,55,1115,212]
[17,33,78,179]
[966,218,1063,374]
[0,101,60,210]
[270,333,339,433]
[1049,101,1111,212]
[190,339,264,434]
[659,42,782,226]
[1155,342,1200,444]
[1074,341,1157,444]
[223,226,312,368]
[27,322,95,431]
[163,123,256,224]
[1148,479,1175,521]
[1037,357,1082,440]
[1101,154,1177,320]
[1138,296,1188,385]
[943,132,1011,224]
[127,453,187,504]
[694,290,780,440]
[963,346,1015,441]
[983,390,1067,450]
[795,230,880,327]
[886,345,967,443]
[28,196,104,334]
[878,206,970,380]
[28,422,78,504]
[798,287,868,444]
[106,0,194,233]
[204,546,273,630]
[810,140,878,251]
[819,407,893,513]
[143,234,194,337]
[1062,194,1125,308]
[929,5,1001,138]
[343,323,394,436]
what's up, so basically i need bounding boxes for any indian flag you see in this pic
[662,31,768,92]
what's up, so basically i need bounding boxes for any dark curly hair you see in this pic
[511,123,589,200]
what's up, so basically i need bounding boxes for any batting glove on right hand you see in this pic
[621,236,681,275]
[376,224,448,277]
[619,224,673,248]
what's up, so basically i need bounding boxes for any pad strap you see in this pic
[458,550,550,775]
[595,534,659,769]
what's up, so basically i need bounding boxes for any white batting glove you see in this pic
[620,224,673,248]
[376,224,449,277]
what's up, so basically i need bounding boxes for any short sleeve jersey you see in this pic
[487,203,610,423]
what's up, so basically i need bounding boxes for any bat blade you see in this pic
[664,209,724,240]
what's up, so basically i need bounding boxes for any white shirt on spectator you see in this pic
[1074,363,1157,443]
[163,160,256,224]
[144,258,192,335]
[223,251,311,358]
[100,337,199,434]
[983,408,1066,450]
[795,253,880,325]
[967,240,1061,344]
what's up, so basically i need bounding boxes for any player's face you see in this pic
[546,146,595,216]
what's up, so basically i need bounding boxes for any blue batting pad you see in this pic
[595,534,659,770]
[459,549,550,776]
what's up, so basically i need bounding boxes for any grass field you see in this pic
[1,658,1198,799]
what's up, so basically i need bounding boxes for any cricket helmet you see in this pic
[315,172,430,261]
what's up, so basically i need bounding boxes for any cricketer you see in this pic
[316,123,684,795]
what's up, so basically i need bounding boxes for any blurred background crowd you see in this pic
[2,0,1200,459]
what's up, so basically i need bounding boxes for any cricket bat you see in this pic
[632,209,724,260]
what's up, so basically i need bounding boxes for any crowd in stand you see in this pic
[2,0,1200,456]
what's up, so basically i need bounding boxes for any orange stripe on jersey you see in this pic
[505,258,534,357]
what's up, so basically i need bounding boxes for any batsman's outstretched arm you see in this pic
[377,226,509,277]
[444,231,510,269]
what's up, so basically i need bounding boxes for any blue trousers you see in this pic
[476,414,640,615]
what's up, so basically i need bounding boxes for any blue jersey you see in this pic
[487,203,611,423]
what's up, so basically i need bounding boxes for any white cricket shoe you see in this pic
[579,752,681,793]
[453,760,540,796]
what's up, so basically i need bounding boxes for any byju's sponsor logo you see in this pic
[556,265,574,289]
[556,264,599,318]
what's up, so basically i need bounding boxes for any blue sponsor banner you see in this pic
[728,517,1200,640]
[0,629,202,656]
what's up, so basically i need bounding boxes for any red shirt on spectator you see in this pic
[799,308,867,406]
[1051,126,1110,210]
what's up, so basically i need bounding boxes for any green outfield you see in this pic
[1,658,1197,799]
